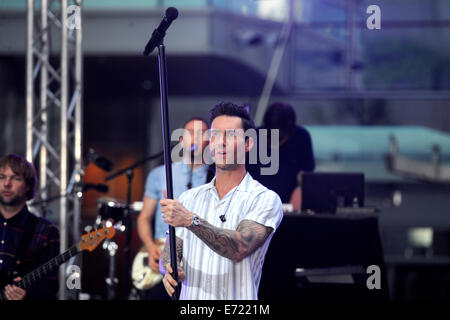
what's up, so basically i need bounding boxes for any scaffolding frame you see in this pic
[26,0,83,300]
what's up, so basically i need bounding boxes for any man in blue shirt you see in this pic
[136,117,213,299]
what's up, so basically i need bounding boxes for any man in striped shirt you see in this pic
[159,102,283,300]
[137,117,214,300]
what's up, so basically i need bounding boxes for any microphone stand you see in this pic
[29,192,74,206]
[157,43,180,300]
[141,6,180,300]
[105,150,166,299]
[105,151,167,182]
[28,188,82,215]
[187,152,194,189]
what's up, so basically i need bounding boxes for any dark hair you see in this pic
[209,102,255,132]
[0,154,38,200]
[183,116,209,129]
[262,102,296,139]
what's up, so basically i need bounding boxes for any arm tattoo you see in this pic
[160,235,183,275]
[188,219,273,263]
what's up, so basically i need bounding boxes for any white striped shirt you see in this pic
[175,172,283,300]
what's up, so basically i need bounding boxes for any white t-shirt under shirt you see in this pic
[175,172,283,300]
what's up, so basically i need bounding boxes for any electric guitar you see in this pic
[0,226,116,300]
[131,238,165,290]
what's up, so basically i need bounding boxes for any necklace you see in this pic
[215,184,239,223]
[214,172,247,223]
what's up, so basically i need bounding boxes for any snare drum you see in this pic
[97,198,126,223]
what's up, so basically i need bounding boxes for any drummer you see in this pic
[136,117,214,300]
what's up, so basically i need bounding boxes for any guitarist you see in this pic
[0,154,59,300]
[136,117,214,300]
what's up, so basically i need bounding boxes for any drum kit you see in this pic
[30,147,161,299]
[82,148,165,299]
[95,197,142,299]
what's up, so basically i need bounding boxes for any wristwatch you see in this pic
[190,214,201,228]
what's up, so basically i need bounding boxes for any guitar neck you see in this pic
[0,244,80,299]
[0,226,116,300]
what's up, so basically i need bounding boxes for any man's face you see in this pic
[0,166,29,207]
[210,115,252,170]
[180,120,209,161]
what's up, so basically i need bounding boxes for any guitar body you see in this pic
[132,239,166,290]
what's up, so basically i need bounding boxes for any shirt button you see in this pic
[0,259,3,264]
[3,222,6,226]
[0,240,4,244]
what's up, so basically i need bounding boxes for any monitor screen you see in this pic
[301,172,365,214]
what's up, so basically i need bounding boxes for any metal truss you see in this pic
[25,0,83,300]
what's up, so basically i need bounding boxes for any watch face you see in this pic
[191,215,200,226]
[193,216,200,225]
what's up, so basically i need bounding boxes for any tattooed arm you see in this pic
[188,219,273,263]
[159,197,274,263]
[159,234,183,275]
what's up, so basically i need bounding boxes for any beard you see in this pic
[213,150,246,171]
[0,193,26,207]
[216,162,235,170]
[214,156,242,171]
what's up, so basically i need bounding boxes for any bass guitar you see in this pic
[0,226,116,300]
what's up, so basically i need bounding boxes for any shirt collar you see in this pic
[206,176,216,191]
[0,204,30,226]
[206,171,251,192]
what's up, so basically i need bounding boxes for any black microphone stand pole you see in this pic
[141,5,179,301]
[123,168,133,298]
[157,43,180,300]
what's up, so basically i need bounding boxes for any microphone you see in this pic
[187,144,196,189]
[143,7,179,56]
[82,183,109,193]
[84,148,114,172]
[190,144,197,160]
[219,215,226,222]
